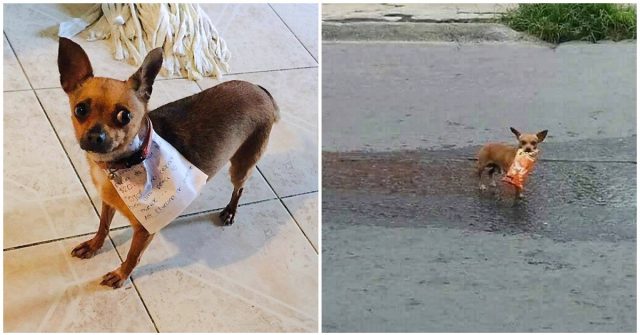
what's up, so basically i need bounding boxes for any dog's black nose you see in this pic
[88,131,106,145]
[81,125,110,153]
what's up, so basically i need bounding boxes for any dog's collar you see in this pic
[95,117,153,171]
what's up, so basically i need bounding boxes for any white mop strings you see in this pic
[59,4,231,80]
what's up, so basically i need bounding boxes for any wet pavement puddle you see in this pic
[323,149,636,242]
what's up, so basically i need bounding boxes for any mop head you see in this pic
[58,4,230,80]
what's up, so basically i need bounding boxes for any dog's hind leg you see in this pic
[220,125,273,225]
[476,160,488,190]
[487,164,499,187]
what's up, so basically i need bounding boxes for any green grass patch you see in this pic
[501,3,636,43]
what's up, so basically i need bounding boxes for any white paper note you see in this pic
[108,129,208,234]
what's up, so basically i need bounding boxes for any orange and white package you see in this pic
[502,149,538,190]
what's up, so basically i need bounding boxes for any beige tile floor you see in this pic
[3,3,318,332]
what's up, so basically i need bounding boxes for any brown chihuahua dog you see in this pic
[58,38,278,288]
[476,127,547,197]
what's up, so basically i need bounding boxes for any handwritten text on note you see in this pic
[108,129,208,234]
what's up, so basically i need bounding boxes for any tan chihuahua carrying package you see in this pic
[501,148,538,190]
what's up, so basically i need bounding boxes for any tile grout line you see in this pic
[3,32,34,91]
[4,231,99,252]
[5,66,319,94]
[33,89,102,214]
[4,32,34,90]
[255,166,318,253]
[280,201,319,254]
[179,191,318,219]
[3,193,316,252]
[194,75,206,93]
[268,3,318,63]
[281,190,318,199]
[212,66,319,78]
[146,65,319,82]
[178,197,277,219]
[4,32,101,217]
[3,88,41,93]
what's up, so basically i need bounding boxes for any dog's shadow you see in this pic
[470,163,540,230]
[108,199,305,280]
[471,161,562,234]
[40,4,94,39]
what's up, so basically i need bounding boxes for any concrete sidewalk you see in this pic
[322,3,517,22]
[322,3,531,43]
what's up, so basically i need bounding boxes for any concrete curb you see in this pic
[323,22,542,44]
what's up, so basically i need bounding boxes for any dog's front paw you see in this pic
[71,239,102,259]
[219,206,236,226]
[100,269,128,289]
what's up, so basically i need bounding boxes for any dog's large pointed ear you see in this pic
[128,48,163,102]
[58,37,94,93]
[509,127,521,138]
[537,130,548,142]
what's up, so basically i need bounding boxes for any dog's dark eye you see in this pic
[74,103,89,119]
[531,141,537,145]
[520,140,526,146]
[115,109,131,126]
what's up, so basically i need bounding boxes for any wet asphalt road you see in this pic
[323,41,636,152]
[322,41,636,332]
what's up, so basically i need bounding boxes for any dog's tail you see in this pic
[257,85,280,122]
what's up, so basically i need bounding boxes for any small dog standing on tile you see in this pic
[476,127,547,198]
[58,38,278,288]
